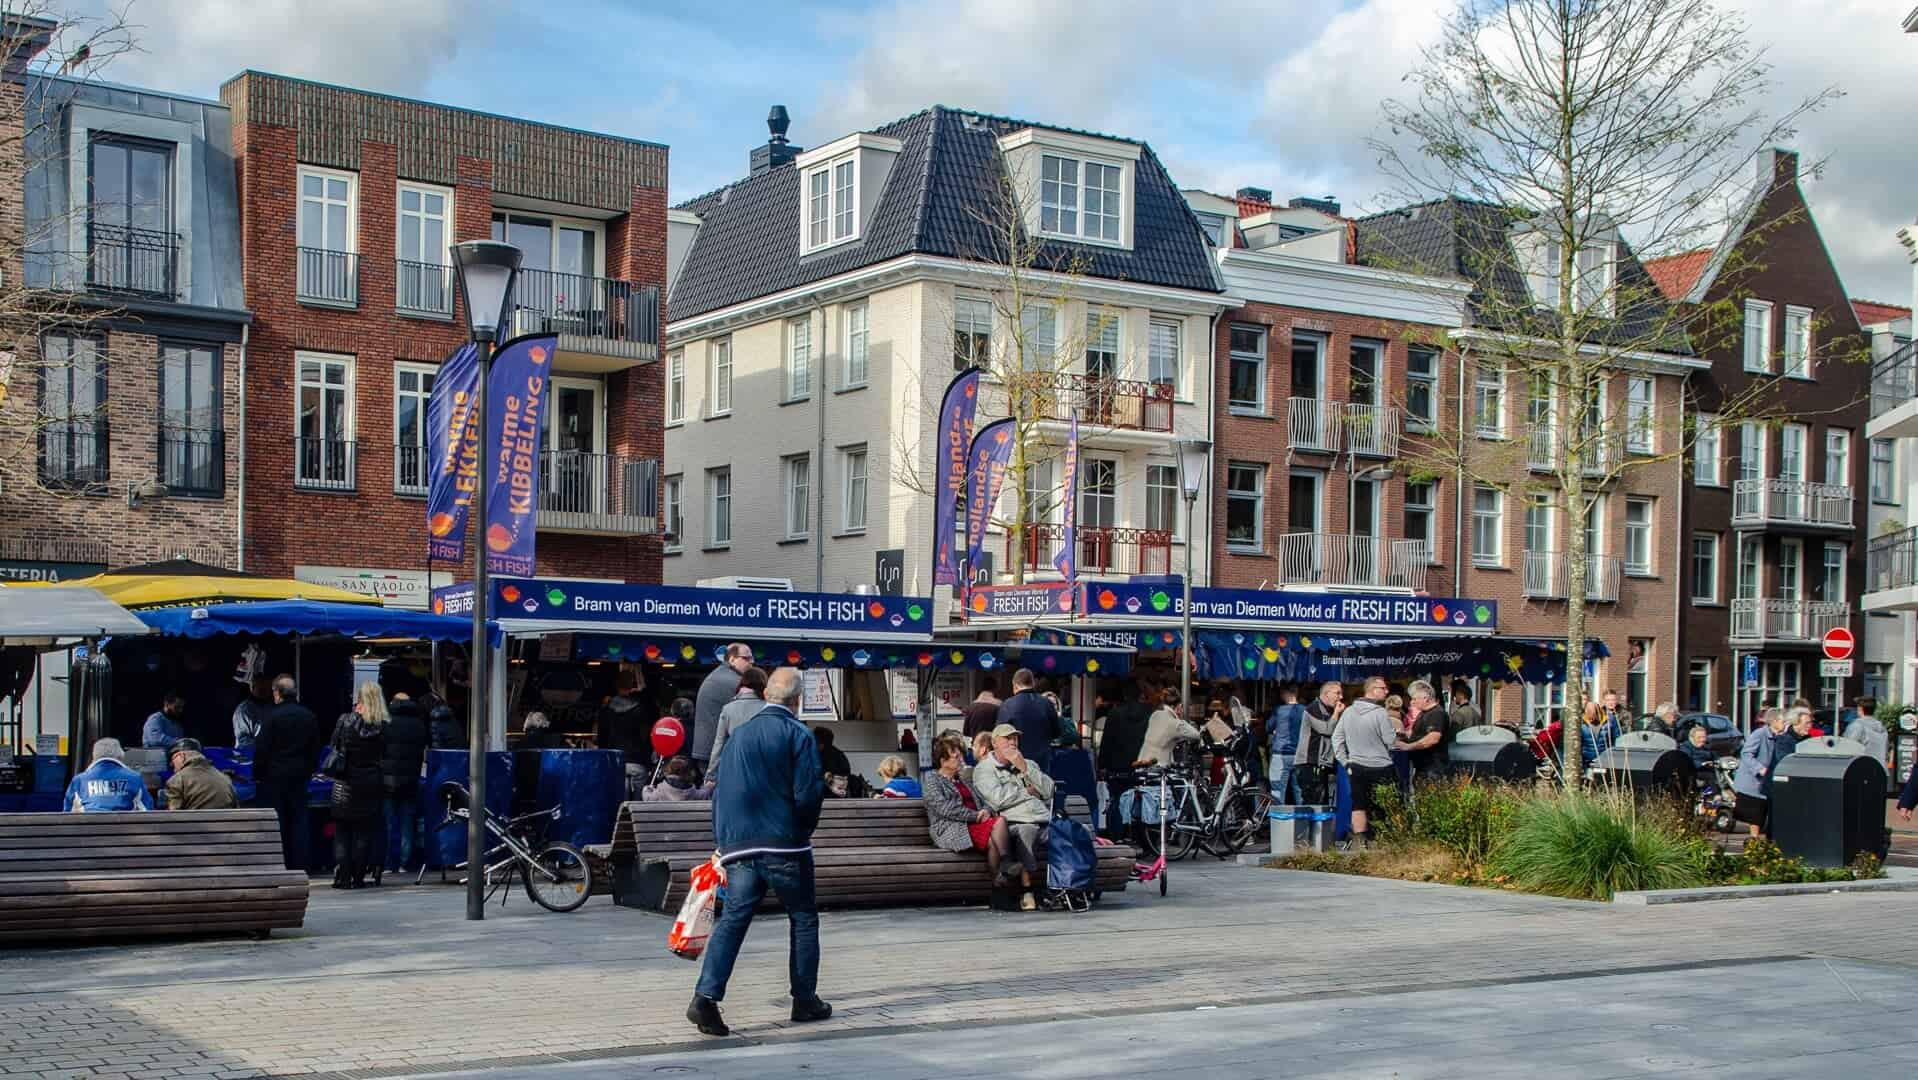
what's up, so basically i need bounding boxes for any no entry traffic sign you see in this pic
[1822,626,1856,661]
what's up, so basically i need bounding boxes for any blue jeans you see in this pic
[695,852,819,1004]
[383,793,420,869]
[1269,755,1297,803]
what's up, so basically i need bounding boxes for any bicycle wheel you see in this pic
[523,841,594,912]
[1221,789,1274,855]
[1164,789,1203,862]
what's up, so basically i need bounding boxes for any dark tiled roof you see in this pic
[668,106,1221,322]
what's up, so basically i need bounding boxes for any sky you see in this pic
[65,0,1918,307]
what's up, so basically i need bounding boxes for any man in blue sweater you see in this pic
[689,667,829,1037]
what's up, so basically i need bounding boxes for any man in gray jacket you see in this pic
[1331,676,1405,851]
[705,666,767,781]
[690,643,753,777]
[972,724,1056,911]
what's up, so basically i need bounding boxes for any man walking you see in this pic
[253,675,321,871]
[998,668,1058,774]
[691,643,752,778]
[688,667,829,1037]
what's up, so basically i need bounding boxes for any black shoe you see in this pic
[791,997,833,1024]
[687,994,729,1037]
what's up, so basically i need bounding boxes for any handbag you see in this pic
[318,743,347,780]
[668,854,727,960]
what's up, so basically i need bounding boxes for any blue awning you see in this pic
[136,600,499,645]
[1193,631,1608,683]
[573,634,1129,676]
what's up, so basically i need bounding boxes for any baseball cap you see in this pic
[172,737,203,753]
[989,723,1020,739]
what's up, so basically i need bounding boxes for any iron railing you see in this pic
[1730,478,1854,529]
[1871,340,1917,419]
[1528,426,1556,471]
[1009,524,1172,578]
[508,268,660,346]
[37,420,109,490]
[394,443,429,497]
[158,428,223,496]
[538,451,658,535]
[1007,371,1174,433]
[294,437,356,491]
[1276,533,1427,590]
[88,223,178,298]
[297,247,358,306]
[1288,397,1340,452]
[396,259,454,317]
[1867,525,1918,595]
[1729,598,1849,643]
[1344,403,1400,458]
[1522,551,1622,602]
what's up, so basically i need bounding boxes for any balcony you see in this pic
[1009,371,1173,434]
[37,420,109,491]
[1288,398,1340,453]
[297,247,358,308]
[1865,525,1918,612]
[1729,598,1849,644]
[1344,404,1400,458]
[396,259,454,318]
[1521,551,1622,602]
[1277,533,1427,591]
[158,428,224,496]
[507,268,661,370]
[395,444,429,497]
[294,437,356,492]
[1527,426,1556,471]
[1008,524,1172,578]
[88,224,178,298]
[1730,478,1853,530]
[1868,340,1918,441]
[538,451,659,536]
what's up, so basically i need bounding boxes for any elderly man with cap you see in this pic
[970,722,1056,911]
[163,738,239,810]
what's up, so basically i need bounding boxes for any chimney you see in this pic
[1759,147,1798,189]
[750,105,804,177]
[1289,195,1342,217]
[1235,186,1272,217]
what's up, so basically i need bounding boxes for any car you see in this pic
[1671,712,1741,757]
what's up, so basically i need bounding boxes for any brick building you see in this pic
[220,73,667,604]
[0,18,252,580]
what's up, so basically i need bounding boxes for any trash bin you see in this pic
[1770,736,1889,868]
[1269,805,1334,855]
[1448,725,1536,782]
[1594,731,1695,799]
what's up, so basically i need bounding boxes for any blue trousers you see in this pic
[695,852,819,1004]
[383,793,420,869]
[1269,755,1298,803]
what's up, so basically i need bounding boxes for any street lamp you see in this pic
[450,239,522,921]
[1174,438,1211,725]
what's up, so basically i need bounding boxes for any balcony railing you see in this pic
[1730,478,1853,529]
[539,451,658,535]
[1277,533,1427,590]
[508,268,660,346]
[1521,551,1622,602]
[294,437,356,492]
[396,259,454,318]
[297,247,358,307]
[1007,371,1174,433]
[1868,525,1918,595]
[395,443,429,497]
[1729,598,1849,643]
[1527,426,1556,471]
[158,428,224,496]
[1871,340,1916,419]
[1009,524,1172,578]
[37,420,109,490]
[1288,397,1340,452]
[1344,403,1400,458]
[88,224,178,298]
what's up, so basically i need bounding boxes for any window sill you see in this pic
[396,307,455,323]
[292,484,360,495]
[664,546,683,556]
[297,295,359,312]
[1696,480,1726,489]
[1475,431,1509,442]
[832,528,868,539]
[1690,599,1723,607]
[777,536,810,546]
[1036,229,1130,251]
[1407,422,1437,435]
[1625,570,1657,579]
[800,233,862,257]
[1784,371,1815,382]
[1227,406,1270,418]
[393,489,427,501]
[705,411,732,422]
[1472,560,1508,571]
[1743,366,1773,376]
[1225,546,1267,558]
[779,396,812,408]
[1873,498,1901,507]
[665,420,685,430]
[702,544,732,553]
[836,383,869,395]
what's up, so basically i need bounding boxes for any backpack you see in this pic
[1045,815,1098,911]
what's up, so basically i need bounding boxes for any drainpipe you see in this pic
[1202,310,1220,589]
[1454,340,1467,598]
[235,321,250,572]
[814,300,828,592]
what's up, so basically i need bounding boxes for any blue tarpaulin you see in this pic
[1193,631,1608,684]
[136,600,500,645]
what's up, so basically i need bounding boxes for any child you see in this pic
[875,755,923,798]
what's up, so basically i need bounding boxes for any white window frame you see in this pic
[1783,305,1812,379]
[1575,242,1615,315]
[1687,658,1713,713]
[954,295,993,370]
[1691,532,1719,603]
[1148,317,1182,398]
[1693,413,1721,486]
[395,181,452,262]
[1524,494,1555,556]
[1526,680,1567,732]
[1625,376,1654,454]
[1871,438,1897,503]
[298,165,358,253]
[1224,462,1265,553]
[1744,300,1774,373]
[783,453,811,540]
[1759,660,1801,710]
[1780,423,1807,486]
[392,362,435,495]
[1038,152,1126,245]
[1736,535,1761,601]
[1019,303,1058,371]
[1474,359,1505,438]
[1227,324,1266,415]
[706,467,732,548]
[1404,479,1438,565]
[1623,496,1654,576]
[1145,463,1179,538]
[1406,346,1439,430]
[786,317,812,400]
[1822,541,1846,602]
[844,303,869,389]
[1472,484,1504,568]
[1824,428,1850,490]
[709,338,733,418]
[841,445,869,534]
[1085,308,1120,377]
[294,350,355,486]
[663,474,683,552]
[665,348,685,425]
[1777,538,1802,601]
[802,154,859,253]
[1739,422,1767,484]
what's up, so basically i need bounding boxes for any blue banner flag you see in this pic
[1054,414,1079,581]
[425,343,481,564]
[932,368,982,586]
[483,336,558,577]
[964,418,1017,578]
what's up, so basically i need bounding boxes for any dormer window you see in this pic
[796,132,902,255]
[806,156,856,249]
[998,127,1139,250]
[1040,154,1122,242]
[1516,227,1615,315]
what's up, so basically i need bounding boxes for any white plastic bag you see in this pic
[668,854,726,960]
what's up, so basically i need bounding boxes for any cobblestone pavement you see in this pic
[2,863,1916,1079]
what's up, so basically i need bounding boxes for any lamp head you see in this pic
[1174,438,1212,500]
[451,240,523,341]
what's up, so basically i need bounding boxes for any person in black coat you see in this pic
[428,702,465,750]
[380,693,431,872]
[328,683,390,889]
[253,674,321,872]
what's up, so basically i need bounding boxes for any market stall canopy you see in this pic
[1193,631,1609,683]
[136,600,496,645]
[18,568,379,609]
[0,585,151,642]
[575,634,1130,676]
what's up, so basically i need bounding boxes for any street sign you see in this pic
[1822,626,1856,661]
[1741,654,1758,688]
[1820,658,1853,677]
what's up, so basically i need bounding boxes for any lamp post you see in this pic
[450,239,522,921]
[1174,438,1212,725]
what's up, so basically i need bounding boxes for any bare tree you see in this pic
[1370,0,1836,777]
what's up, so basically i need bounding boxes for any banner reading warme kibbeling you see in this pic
[483,336,556,577]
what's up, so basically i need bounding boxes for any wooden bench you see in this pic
[0,809,310,945]
[607,798,1134,912]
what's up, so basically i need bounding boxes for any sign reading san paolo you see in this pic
[433,578,933,637]
[1083,583,1497,634]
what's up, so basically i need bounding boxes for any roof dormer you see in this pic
[996,126,1141,250]
[1510,215,1619,316]
[794,132,902,256]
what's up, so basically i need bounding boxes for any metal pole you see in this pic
[466,332,494,921]
[1180,493,1195,725]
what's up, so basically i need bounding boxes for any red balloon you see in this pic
[651,717,686,757]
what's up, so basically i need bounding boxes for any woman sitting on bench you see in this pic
[923,735,1011,879]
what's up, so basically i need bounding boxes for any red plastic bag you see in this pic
[668,854,726,960]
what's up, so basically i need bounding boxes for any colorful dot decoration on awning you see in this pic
[571,636,1127,675]
[1191,631,1606,684]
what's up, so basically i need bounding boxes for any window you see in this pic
[1039,154,1124,243]
[1019,304,1057,370]
[1145,464,1179,535]
[391,363,434,497]
[1871,438,1896,503]
[1085,309,1119,380]
[786,317,812,399]
[706,467,732,547]
[1691,533,1719,603]
[1526,680,1567,733]
[1825,428,1850,489]
[1082,162,1122,242]
[1288,470,1324,536]
[297,166,357,304]
[1777,539,1801,600]
[1864,662,1891,703]
[1759,660,1800,710]
[1225,463,1265,552]
[160,342,223,495]
[1693,413,1721,485]
[842,446,869,533]
[1228,325,1266,414]
[1080,458,1118,530]
[295,352,354,490]
[709,339,733,417]
[1737,535,1761,601]
[1040,154,1079,236]
[844,303,869,388]
[87,137,173,295]
[1575,242,1615,315]
[1624,497,1653,575]
[1783,306,1811,378]
[1743,300,1773,373]
[1148,318,1181,397]
[1822,542,1846,601]
[1739,422,1766,484]
[784,454,810,539]
[37,334,106,487]
[1406,347,1439,429]
[1522,235,1613,314]
[663,475,683,551]
[954,296,992,370]
[1627,638,1650,717]
[665,349,685,424]
[1404,480,1437,564]
[1472,485,1503,567]
[1686,659,1713,713]
[1625,376,1654,453]
[1525,495,1554,555]
[1474,360,1505,437]
[1194,211,1227,247]
[804,156,857,250]
[1021,458,1056,525]
[395,182,452,314]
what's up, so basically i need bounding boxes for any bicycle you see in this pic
[1133,727,1274,862]
[431,781,596,913]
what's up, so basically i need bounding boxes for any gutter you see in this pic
[814,300,827,592]
[235,321,249,571]
[1454,341,1468,598]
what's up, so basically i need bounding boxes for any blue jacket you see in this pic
[1579,718,1622,765]
[710,703,825,861]
[1734,726,1782,799]
[880,777,923,798]
[142,711,185,750]
[1269,703,1304,756]
[998,690,1057,771]
[65,759,152,812]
